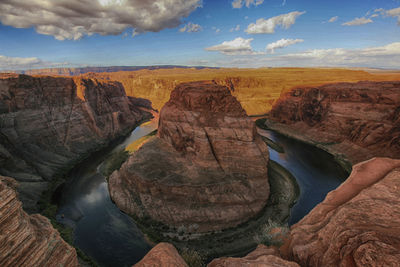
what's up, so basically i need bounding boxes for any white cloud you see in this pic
[230,25,241,32]
[245,11,306,34]
[179,22,202,33]
[0,0,201,40]
[386,7,400,25]
[266,42,400,68]
[342,17,373,26]
[266,38,304,53]
[232,0,264,8]
[370,14,379,18]
[0,55,65,70]
[205,37,263,55]
[211,42,400,69]
[212,26,220,33]
[328,16,338,23]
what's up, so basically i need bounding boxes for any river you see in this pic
[56,120,348,266]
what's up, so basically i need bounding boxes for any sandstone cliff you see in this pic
[268,81,400,163]
[208,244,299,267]
[137,157,400,267]
[88,68,400,115]
[134,243,188,267]
[0,74,152,212]
[0,176,78,267]
[281,157,400,266]
[109,81,270,233]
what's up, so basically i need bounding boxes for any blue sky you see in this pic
[0,0,400,70]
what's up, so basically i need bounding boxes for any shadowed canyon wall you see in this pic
[0,74,152,212]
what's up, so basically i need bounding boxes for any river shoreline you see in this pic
[40,116,153,266]
[256,118,353,174]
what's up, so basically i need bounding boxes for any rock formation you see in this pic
[208,244,299,267]
[109,81,270,233]
[281,157,400,266]
[269,81,400,163]
[134,243,188,267]
[0,176,78,267]
[0,74,152,212]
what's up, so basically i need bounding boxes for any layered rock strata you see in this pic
[208,244,299,267]
[0,74,152,212]
[134,243,188,267]
[109,81,270,233]
[0,176,78,267]
[282,157,400,266]
[269,81,400,163]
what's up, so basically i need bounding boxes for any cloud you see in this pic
[328,16,338,23]
[267,42,400,67]
[232,0,264,8]
[205,37,263,55]
[266,38,304,53]
[230,25,240,32]
[386,7,400,25]
[0,0,201,40]
[245,11,306,34]
[212,42,400,69]
[0,55,65,70]
[179,22,202,33]
[212,26,220,33]
[342,17,373,26]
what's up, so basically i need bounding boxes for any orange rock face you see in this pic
[208,244,299,267]
[269,81,400,163]
[0,74,152,212]
[109,81,270,233]
[134,243,188,267]
[0,176,78,267]
[281,157,400,267]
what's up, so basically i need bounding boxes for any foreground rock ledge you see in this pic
[109,81,270,233]
[282,157,400,266]
[0,176,78,267]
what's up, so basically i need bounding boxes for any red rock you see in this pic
[134,243,188,267]
[269,81,400,163]
[0,176,78,267]
[208,244,299,267]
[109,81,270,233]
[281,157,400,267]
[0,74,152,212]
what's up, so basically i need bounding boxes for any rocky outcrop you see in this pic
[134,243,188,267]
[269,81,400,163]
[0,74,152,212]
[281,157,400,266]
[208,244,299,267]
[109,81,270,233]
[0,176,78,267]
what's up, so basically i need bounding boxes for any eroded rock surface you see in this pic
[281,157,400,267]
[109,81,270,233]
[269,81,400,163]
[0,176,78,267]
[0,74,152,212]
[208,244,299,267]
[134,243,188,267]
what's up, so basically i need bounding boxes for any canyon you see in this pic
[0,74,152,212]
[0,68,399,267]
[139,157,400,267]
[267,81,400,164]
[109,81,270,233]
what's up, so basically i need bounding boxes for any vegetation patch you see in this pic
[125,130,157,153]
[101,149,130,179]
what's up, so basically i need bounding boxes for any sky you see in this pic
[0,0,400,70]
